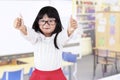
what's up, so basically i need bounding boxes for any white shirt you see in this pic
[22,27,69,71]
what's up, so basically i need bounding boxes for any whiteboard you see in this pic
[0,1,72,56]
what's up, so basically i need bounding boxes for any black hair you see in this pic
[32,6,63,49]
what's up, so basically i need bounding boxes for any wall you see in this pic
[0,0,72,56]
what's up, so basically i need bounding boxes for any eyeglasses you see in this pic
[38,18,56,26]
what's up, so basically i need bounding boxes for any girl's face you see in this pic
[38,14,56,37]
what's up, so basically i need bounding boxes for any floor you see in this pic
[74,54,120,80]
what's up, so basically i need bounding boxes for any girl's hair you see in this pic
[32,6,63,49]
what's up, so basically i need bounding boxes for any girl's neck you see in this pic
[44,33,52,37]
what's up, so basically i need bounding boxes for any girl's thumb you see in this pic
[19,14,24,26]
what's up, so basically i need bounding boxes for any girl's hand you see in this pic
[68,16,78,36]
[13,15,27,35]
[14,17,22,30]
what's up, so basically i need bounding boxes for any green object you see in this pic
[99,37,105,46]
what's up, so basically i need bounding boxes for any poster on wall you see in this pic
[98,37,105,46]
[97,18,106,32]
[109,37,115,45]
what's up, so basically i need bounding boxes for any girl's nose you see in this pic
[43,23,50,28]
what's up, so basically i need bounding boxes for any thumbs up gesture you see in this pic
[14,14,24,29]
[68,16,78,36]
[13,14,27,35]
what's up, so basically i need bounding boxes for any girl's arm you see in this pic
[57,16,79,47]
[13,16,39,44]
[13,16,27,35]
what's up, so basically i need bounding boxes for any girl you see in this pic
[14,6,78,80]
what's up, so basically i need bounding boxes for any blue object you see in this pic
[28,67,35,77]
[62,52,77,63]
[1,68,24,80]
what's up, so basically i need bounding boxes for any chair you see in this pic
[28,67,35,77]
[62,52,78,63]
[93,48,118,79]
[62,62,78,80]
[1,68,24,80]
[62,51,79,80]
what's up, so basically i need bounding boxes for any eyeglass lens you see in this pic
[39,19,55,26]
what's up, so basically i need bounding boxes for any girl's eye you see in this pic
[49,20,53,22]
[41,20,45,22]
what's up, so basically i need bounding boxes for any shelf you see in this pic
[77,13,95,15]
[78,20,95,23]
[73,0,96,47]
[83,28,94,31]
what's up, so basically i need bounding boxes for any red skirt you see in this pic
[29,68,67,80]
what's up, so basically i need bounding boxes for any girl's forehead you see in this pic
[42,14,49,19]
[42,14,55,19]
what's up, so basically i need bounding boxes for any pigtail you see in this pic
[54,33,59,49]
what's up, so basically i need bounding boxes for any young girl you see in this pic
[14,6,78,80]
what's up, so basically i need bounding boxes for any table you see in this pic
[93,47,120,79]
[0,57,74,80]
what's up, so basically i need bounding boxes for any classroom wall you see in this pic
[0,0,72,56]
